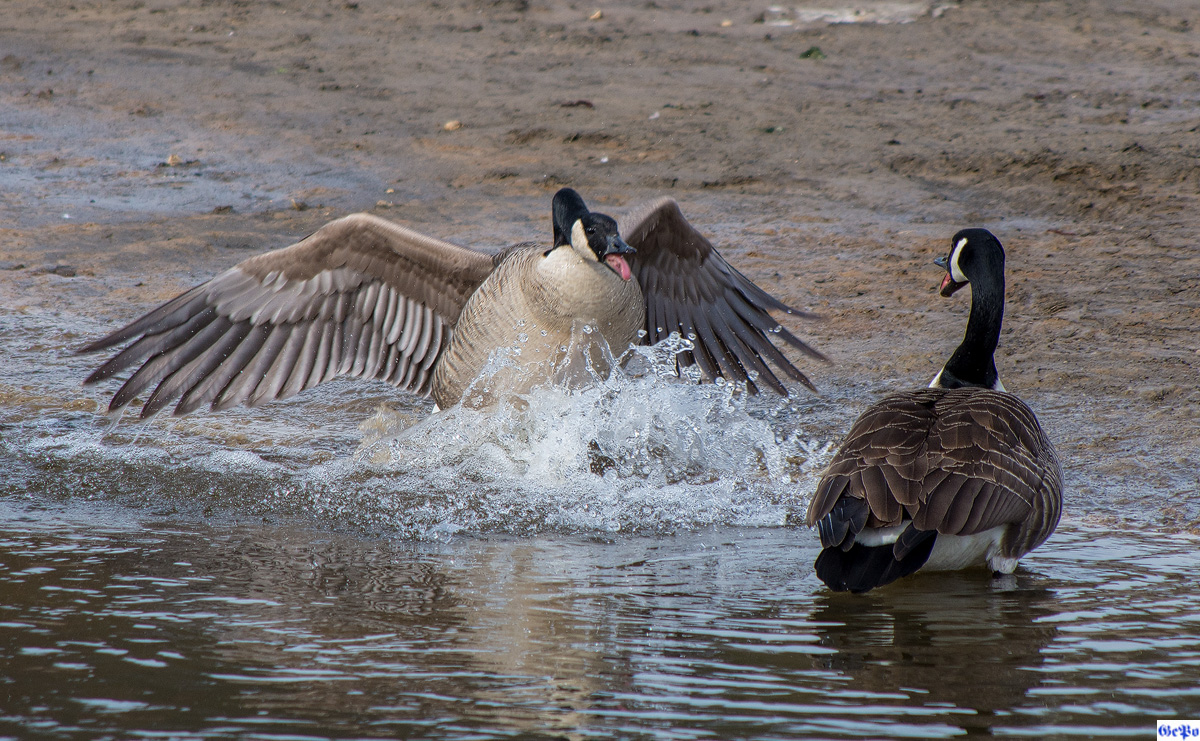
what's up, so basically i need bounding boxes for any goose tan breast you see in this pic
[431,247,644,408]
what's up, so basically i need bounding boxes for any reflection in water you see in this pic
[808,574,1059,737]
[3,498,1198,739]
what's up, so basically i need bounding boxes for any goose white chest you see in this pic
[432,246,643,408]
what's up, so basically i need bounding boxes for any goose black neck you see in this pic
[940,257,1005,390]
[551,188,588,247]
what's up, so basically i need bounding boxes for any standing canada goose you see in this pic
[79,188,824,417]
[804,229,1062,593]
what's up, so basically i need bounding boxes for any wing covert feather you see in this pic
[806,388,1061,545]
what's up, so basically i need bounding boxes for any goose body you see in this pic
[431,238,643,407]
[805,229,1062,593]
[80,189,822,416]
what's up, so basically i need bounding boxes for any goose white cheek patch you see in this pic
[605,254,632,281]
[950,237,969,283]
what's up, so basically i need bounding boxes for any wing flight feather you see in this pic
[619,197,823,394]
[79,213,496,417]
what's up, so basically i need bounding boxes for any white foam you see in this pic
[304,330,836,537]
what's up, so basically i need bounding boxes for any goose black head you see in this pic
[934,228,1005,297]
[550,188,636,281]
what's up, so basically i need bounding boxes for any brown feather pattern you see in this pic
[619,197,824,394]
[79,213,494,417]
[806,387,1062,561]
[81,198,824,417]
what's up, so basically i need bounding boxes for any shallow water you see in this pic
[3,496,1199,740]
[2,313,1199,739]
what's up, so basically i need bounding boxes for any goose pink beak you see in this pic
[605,254,632,281]
[939,273,965,297]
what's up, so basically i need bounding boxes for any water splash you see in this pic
[289,329,836,537]
[2,308,836,538]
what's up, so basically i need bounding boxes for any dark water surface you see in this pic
[1,307,1198,739]
[2,494,1198,739]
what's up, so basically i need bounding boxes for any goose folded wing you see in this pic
[79,213,496,419]
[804,392,938,528]
[807,389,1055,538]
[618,197,824,395]
[913,391,1057,536]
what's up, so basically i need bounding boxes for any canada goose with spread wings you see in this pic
[805,229,1062,593]
[79,188,824,417]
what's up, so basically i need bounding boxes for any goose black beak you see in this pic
[603,236,636,258]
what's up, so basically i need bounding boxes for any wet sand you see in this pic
[1,0,1198,529]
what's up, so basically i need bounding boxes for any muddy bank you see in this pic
[0,0,1197,529]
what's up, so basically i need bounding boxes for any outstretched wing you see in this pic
[79,213,496,419]
[618,197,824,395]
[806,388,1061,550]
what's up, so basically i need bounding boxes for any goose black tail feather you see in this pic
[813,525,937,593]
[816,495,869,551]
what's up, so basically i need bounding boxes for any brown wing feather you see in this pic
[79,213,496,418]
[806,388,1062,554]
[618,197,824,394]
